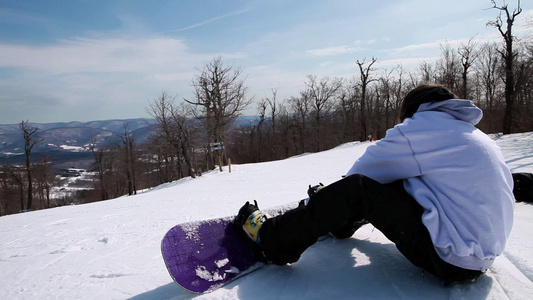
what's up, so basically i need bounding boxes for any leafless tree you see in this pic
[185,57,252,171]
[437,43,461,90]
[0,163,19,215]
[33,157,54,209]
[171,104,198,178]
[377,65,406,133]
[419,61,436,83]
[304,75,343,151]
[90,140,109,200]
[458,37,479,99]
[148,92,180,180]
[266,90,286,160]
[356,58,378,141]
[255,98,268,161]
[148,92,197,179]
[288,91,312,153]
[336,78,359,141]
[475,42,504,132]
[0,163,26,214]
[117,128,137,196]
[19,120,44,211]
[488,0,523,133]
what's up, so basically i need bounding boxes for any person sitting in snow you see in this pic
[234,84,515,287]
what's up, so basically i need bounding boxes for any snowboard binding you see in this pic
[234,200,270,263]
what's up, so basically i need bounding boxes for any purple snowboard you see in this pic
[161,217,263,293]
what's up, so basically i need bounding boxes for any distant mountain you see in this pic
[0,119,156,164]
[0,119,154,135]
[0,117,257,165]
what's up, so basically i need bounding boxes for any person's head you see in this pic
[399,84,456,122]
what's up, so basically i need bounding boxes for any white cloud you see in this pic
[306,45,361,57]
[167,8,251,33]
[0,36,218,122]
[392,41,444,53]
[0,36,201,74]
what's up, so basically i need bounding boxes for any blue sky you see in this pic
[0,0,530,124]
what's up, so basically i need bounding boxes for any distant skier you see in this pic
[235,84,515,286]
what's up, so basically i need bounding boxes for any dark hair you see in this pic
[399,84,456,121]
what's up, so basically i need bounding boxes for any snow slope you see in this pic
[1,132,532,300]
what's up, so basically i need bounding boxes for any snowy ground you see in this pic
[1,132,532,300]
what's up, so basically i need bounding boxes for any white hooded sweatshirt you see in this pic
[346,99,514,271]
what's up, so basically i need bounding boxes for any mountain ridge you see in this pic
[0,116,257,164]
[0,118,155,163]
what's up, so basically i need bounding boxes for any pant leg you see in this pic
[356,176,483,282]
[259,174,482,283]
[259,174,367,265]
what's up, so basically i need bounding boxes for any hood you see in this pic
[417,99,483,125]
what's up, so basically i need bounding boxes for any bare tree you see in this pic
[90,140,109,200]
[0,163,21,215]
[288,91,312,153]
[148,92,197,179]
[488,0,523,133]
[148,92,179,180]
[304,75,343,151]
[19,121,44,211]
[458,37,479,99]
[1,163,25,214]
[267,90,279,136]
[356,58,378,141]
[337,78,360,141]
[257,98,269,161]
[377,65,406,132]
[437,43,461,90]
[117,127,137,196]
[170,104,198,178]
[419,61,436,83]
[475,42,503,132]
[185,57,252,171]
[266,90,283,160]
[33,157,54,209]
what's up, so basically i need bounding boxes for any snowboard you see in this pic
[161,201,300,294]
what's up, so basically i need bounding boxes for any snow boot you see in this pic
[234,200,269,262]
[512,172,533,202]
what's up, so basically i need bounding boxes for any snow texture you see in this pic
[1,132,532,299]
[216,259,230,268]
[195,266,225,282]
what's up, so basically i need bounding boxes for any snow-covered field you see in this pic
[1,132,532,300]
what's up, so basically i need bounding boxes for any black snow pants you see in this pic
[259,174,483,285]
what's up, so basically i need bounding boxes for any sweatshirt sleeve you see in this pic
[346,125,422,183]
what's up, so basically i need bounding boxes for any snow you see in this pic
[216,259,230,268]
[195,266,225,282]
[59,145,86,151]
[1,132,533,299]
